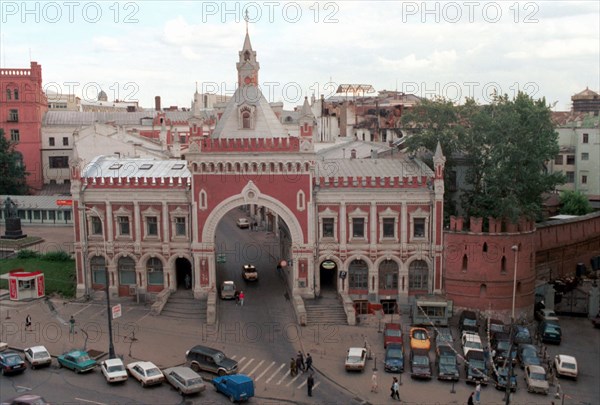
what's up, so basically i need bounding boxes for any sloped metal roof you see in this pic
[0,195,72,210]
[315,157,432,179]
[42,111,193,126]
[82,156,191,178]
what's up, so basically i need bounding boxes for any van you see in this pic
[213,374,255,402]
[186,345,238,376]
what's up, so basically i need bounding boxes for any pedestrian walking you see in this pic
[185,273,191,289]
[290,358,298,377]
[69,315,76,335]
[371,370,378,392]
[475,382,481,404]
[25,314,32,330]
[391,377,400,400]
[307,373,314,397]
[305,353,313,371]
[297,351,306,371]
[238,291,244,306]
[296,356,304,374]
[468,392,475,405]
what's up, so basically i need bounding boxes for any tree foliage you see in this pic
[559,190,593,215]
[0,129,30,195]
[403,92,564,222]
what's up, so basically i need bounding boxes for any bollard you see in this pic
[451,381,456,393]
[5,310,10,320]
[373,356,377,371]
[398,372,403,385]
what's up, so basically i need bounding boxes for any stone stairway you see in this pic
[304,291,348,325]
[160,289,207,322]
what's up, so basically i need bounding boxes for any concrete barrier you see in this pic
[293,294,307,326]
[341,293,356,326]
[150,289,171,315]
[207,290,217,325]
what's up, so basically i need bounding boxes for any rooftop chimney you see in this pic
[155,96,161,111]
[351,149,357,159]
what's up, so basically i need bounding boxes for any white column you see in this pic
[340,202,347,250]
[133,201,141,243]
[105,202,113,244]
[162,201,169,242]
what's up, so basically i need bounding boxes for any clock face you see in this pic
[244,76,252,85]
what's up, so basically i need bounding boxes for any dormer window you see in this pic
[242,112,251,128]
[239,105,254,130]
[244,50,250,61]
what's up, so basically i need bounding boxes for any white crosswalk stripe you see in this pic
[232,358,319,392]
[266,363,286,383]
[247,359,264,377]
[255,361,276,381]
[238,358,254,373]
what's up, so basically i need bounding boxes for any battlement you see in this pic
[448,216,535,233]
[82,176,190,189]
[315,175,430,189]
[200,137,300,153]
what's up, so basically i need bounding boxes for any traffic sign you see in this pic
[112,304,122,319]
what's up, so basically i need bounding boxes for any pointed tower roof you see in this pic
[299,97,314,119]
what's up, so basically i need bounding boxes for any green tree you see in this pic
[559,190,593,215]
[0,129,30,195]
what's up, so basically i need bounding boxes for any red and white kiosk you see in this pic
[7,270,45,301]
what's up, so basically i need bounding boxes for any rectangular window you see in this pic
[49,156,69,168]
[581,152,589,160]
[8,109,18,122]
[92,265,106,285]
[413,218,426,238]
[583,133,589,144]
[322,218,334,238]
[554,155,563,165]
[33,210,41,220]
[64,210,71,222]
[566,171,575,183]
[91,217,102,235]
[62,137,69,146]
[352,218,365,238]
[10,129,19,142]
[382,218,395,238]
[175,217,186,236]
[146,216,158,236]
[349,271,368,289]
[48,211,55,221]
[582,175,588,184]
[566,155,575,165]
[118,216,130,236]
[49,137,55,146]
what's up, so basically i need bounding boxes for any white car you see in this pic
[126,361,165,387]
[461,332,483,357]
[345,347,367,371]
[554,354,578,380]
[23,346,52,369]
[0,342,8,352]
[100,358,128,383]
[236,218,250,228]
[524,364,549,395]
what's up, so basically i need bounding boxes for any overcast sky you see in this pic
[1,1,598,111]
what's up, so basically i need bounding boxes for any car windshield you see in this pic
[34,351,49,359]
[223,285,234,291]
[146,367,162,376]
[187,377,203,385]
[387,349,403,358]
[214,353,225,363]
[77,355,91,362]
[386,330,402,337]
[4,354,22,365]
[413,356,429,366]
[522,347,537,357]
[465,341,482,350]
[531,372,546,380]
[108,365,125,372]
[497,341,510,350]
[413,330,427,339]
[463,318,477,326]
[440,356,456,366]
[562,362,576,370]
[470,360,485,370]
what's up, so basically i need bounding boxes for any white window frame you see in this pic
[318,208,338,241]
[379,207,399,242]
[348,208,368,243]
[409,208,429,242]
[142,207,160,239]
[170,207,189,240]
[113,207,133,239]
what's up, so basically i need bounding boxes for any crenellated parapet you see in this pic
[315,175,430,189]
[448,216,535,233]
[190,159,313,175]
[81,175,190,189]
[197,137,300,152]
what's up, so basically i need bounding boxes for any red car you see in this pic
[384,323,403,348]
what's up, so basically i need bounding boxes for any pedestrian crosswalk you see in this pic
[231,355,321,392]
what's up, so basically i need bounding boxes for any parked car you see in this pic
[409,327,431,351]
[491,338,517,367]
[0,351,26,375]
[345,347,367,372]
[241,264,258,281]
[436,345,459,381]
[524,364,549,395]
[236,218,250,228]
[164,366,206,395]
[0,342,7,352]
[459,310,479,334]
[591,312,600,328]
[538,320,561,344]
[383,323,403,348]
[100,358,128,383]
[409,349,432,379]
[465,350,489,385]
[461,332,483,357]
[23,346,52,369]
[513,326,533,346]
[535,308,559,322]
[126,361,164,387]
[487,318,505,335]
[0,394,49,405]
[57,350,96,373]
[384,343,404,373]
[212,374,254,402]
[435,327,454,350]
[186,345,238,376]
[220,281,237,300]
[517,344,542,369]
[554,354,578,380]
[493,365,517,391]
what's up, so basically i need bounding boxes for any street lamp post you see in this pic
[505,244,519,404]
[511,245,519,320]
[83,206,116,359]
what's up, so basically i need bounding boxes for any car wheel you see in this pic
[229,394,236,403]
[190,363,200,372]
[218,369,226,376]
[58,362,62,369]
[141,380,146,387]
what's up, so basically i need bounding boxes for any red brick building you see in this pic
[0,62,47,190]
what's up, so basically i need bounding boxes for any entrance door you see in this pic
[320,260,337,291]
[175,258,192,289]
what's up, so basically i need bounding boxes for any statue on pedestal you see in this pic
[2,197,26,240]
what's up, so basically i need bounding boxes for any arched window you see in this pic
[483,242,488,252]
[5,89,11,100]
[90,256,106,285]
[379,260,398,289]
[147,257,163,285]
[501,256,507,274]
[462,254,468,272]
[242,112,251,129]
[244,50,250,61]
[480,283,487,297]
[408,260,428,290]
[348,259,368,289]
[118,257,136,285]
[13,89,19,100]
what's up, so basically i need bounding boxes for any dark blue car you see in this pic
[212,374,254,402]
[384,343,404,373]
[0,351,27,375]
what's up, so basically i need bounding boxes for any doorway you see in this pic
[175,258,192,289]
[320,260,337,291]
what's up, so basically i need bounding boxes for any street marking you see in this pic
[255,361,275,381]
[285,372,302,386]
[73,304,91,316]
[15,386,32,391]
[276,369,290,385]
[265,363,286,383]
[90,307,107,319]
[74,398,107,405]
[297,380,306,388]
[248,359,264,377]
[239,358,254,373]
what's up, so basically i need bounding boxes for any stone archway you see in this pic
[175,258,193,290]
[199,181,309,296]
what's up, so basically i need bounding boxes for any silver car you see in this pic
[164,366,206,395]
[524,365,549,395]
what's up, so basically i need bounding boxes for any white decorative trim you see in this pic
[318,207,338,241]
[348,207,368,242]
[379,207,400,242]
[409,207,430,242]
[296,190,306,211]
[199,189,208,210]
